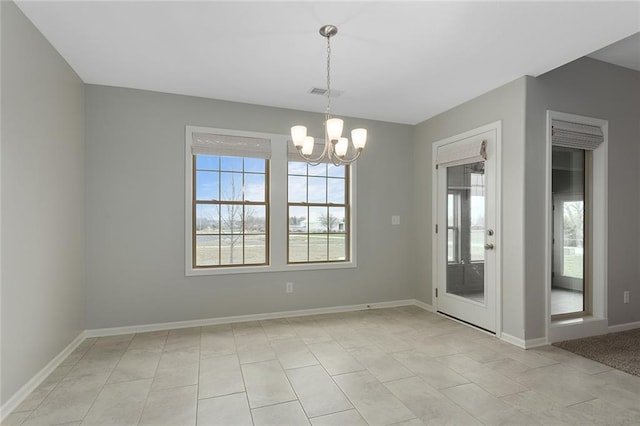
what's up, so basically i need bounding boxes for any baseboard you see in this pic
[548,317,608,343]
[413,299,435,312]
[86,299,418,337]
[0,331,85,422]
[608,320,640,333]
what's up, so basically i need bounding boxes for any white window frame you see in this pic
[185,126,357,276]
[546,111,608,342]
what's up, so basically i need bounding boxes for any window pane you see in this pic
[328,234,346,261]
[309,206,328,233]
[196,204,219,234]
[563,201,584,279]
[308,163,327,177]
[328,164,345,178]
[245,205,266,234]
[309,234,328,262]
[447,194,455,227]
[244,158,265,173]
[219,204,243,234]
[447,229,455,262]
[288,176,307,203]
[289,206,308,233]
[470,172,485,262]
[288,161,307,175]
[196,155,219,171]
[328,178,346,204]
[220,235,243,265]
[308,177,327,204]
[196,171,219,201]
[220,156,243,172]
[244,173,265,202]
[196,235,219,266]
[288,234,308,262]
[220,172,243,201]
[245,235,266,264]
[328,207,346,233]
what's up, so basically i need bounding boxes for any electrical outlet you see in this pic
[624,291,629,304]
[392,215,400,225]
[286,282,293,293]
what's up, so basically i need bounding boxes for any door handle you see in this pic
[484,243,495,250]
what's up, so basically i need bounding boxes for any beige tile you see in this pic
[200,329,236,356]
[1,411,31,425]
[127,331,168,352]
[271,339,318,369]
[139,384,197,426]
[107,349,161,383]
[350,346,415,383]
[512,363,599,406]
[80,378,152,425]
[333,370,415,426]
[13,380,58,413]
[237,341,277,364]
[392,351,468,389]
[307,342,364,376]
[260,318,299,341]
[441,383,513,423]
[309,409,367,425]
[22,374,108,425]
[433,353,485,375]
[501,389,564,413]
[329,329,373,349]
[286,365,352,418]
[152,364,199,391]
[164,327,201,352]
[384,376,481,425]
[476,408,541,425]
[197,392,252,426]
[157,349,199,371]
[462,369,529,397]
[252,400,310,426]
[198,354,244,400]
[242,360,296,408]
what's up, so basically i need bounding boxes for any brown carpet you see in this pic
[553,328,640,377]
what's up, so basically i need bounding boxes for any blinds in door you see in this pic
[436,139,487,168]
[551,120,604,150]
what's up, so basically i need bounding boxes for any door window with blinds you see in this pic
[550,118,603,318]
[190,132,270,268]
[287,141,350,264]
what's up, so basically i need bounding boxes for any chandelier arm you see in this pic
[330,148,363,166]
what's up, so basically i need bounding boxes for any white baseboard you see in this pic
[413,299,435,312]
[499,333,526,349]
[86,299,418,337]
[0,331,85,422]
[608,320,640,333]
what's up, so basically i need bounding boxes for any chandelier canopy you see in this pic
[291,25,367,165]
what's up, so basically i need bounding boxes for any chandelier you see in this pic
[291,25,367,165]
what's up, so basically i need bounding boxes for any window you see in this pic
[186,127,356,276]
[189,132,270,269]
[287,142,350,263]
[447,192,459,263]
[548,115,605,320]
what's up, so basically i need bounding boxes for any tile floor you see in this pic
[4,306,640,425]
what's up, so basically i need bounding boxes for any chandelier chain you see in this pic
[326,34,331,118]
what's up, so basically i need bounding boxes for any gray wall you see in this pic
[1,1,85,405]
[412,77,528,340]
[526,58,640,331]
[84,85,415,329]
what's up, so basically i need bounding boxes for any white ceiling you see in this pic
[16,1,640,125]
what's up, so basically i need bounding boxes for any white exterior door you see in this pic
[434,125,499,333]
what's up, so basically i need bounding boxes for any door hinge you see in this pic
[435,164,439,170]
[435,288,438,298]
[435,224,438,233]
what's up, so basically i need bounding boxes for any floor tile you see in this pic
[197,392,252,426]
[286,365,352,418]
[271,339,318,370]
[333,370,415,426]
[139,384,197,425]
[152,363,199,391]
[252,400,310,426]
[392,351,469,389]
[462,369,529,397]
[127,331,168,352]
[80,378,152,425]
[107,349,161,383]
[307,342,364,376]
[1,411,31,425]
[440,383,513,423]
[349,346,415,383]
[242,359,296,408]
[198,354,244,400]
[309,409,368,425]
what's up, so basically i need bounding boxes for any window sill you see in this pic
[548,315,607,342]
[186,261,357,277]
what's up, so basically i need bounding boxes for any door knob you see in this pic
[484,243,494,250]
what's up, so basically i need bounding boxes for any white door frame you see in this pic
[431,121,502,337]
